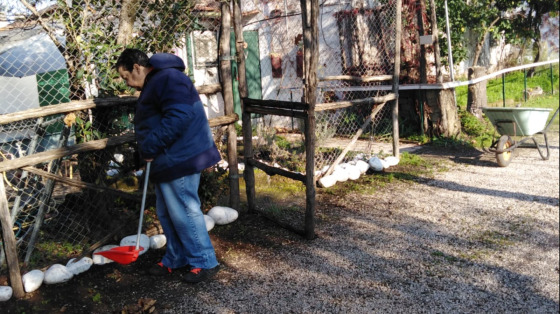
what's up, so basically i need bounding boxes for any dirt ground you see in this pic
[1,131,559,313]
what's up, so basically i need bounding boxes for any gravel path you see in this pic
[166,132,559,313]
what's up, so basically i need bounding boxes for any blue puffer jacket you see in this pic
[134,53,221,182]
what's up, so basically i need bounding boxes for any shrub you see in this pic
[460,110,487,136]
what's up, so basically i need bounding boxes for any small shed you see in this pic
[0,25,70,147]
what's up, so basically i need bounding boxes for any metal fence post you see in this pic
[502,73,506,107]
[551,64,554,95]
[524,68,527,102]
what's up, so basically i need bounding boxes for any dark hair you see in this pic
[115,48,150,72]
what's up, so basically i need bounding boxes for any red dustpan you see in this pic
[95,162,151,265]
[95,245,143,265]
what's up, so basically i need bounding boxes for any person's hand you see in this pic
[144,158,153,162]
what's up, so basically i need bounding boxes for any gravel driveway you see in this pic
[11,130,552,313]
[165,131,559,313]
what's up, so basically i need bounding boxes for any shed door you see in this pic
[231,31,262,118]
[243,31,262,100]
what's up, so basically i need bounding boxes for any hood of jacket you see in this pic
[149,53,186,72]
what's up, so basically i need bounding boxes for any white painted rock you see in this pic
[332,169,348,182]
[0,286,13,302]
[43,264,73,285]
[355,160,370,174]
[380,159,390,169]
[217,160,228,170]
[114,153,124,163]
[318,175,337,188]
[368,157,384,171]
[107,169,119,176]
[22,269,44,293]
[66,257,93,275]
[346,165,361,180]
[353,153,366,161]
[384,156,400,167]
[120,234,150,255]
[207,206,238,225]
[93,245,118,265]
[204,215,215,231]
[149,234,167,249]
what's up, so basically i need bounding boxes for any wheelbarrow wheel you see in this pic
[496,135,513,167]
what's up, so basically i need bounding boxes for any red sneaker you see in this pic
[181,265,220,283]
[148,262,172,276]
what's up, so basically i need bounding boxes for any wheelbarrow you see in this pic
[482,107,559,167]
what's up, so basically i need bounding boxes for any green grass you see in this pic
[455,65,559,108]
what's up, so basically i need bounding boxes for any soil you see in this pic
[1,131,559,313]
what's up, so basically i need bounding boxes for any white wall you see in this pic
[0,75,39,114]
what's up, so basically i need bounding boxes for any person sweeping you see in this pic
[115,48,221,283]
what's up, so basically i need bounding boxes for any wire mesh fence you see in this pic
[1,0,398,274]
[0,1,228,274]
[239,0,398,228]
[245,0,397,174]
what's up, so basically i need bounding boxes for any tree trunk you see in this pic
[424,90,460,137]
[527,41,541,77]
[467,66,487,118]
[117,0,140,46]
[472,17,500,67]
[416,0,427,84]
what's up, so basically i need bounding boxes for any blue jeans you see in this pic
[154,173,218,269]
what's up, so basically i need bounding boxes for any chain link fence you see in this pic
[0,0,228,273]
[1,0,398,273]
[245,0,397,175]
[239,0,398,230]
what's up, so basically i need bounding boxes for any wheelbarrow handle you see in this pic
[544,107,559,133]
[135,162,151,250]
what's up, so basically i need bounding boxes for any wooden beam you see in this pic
[242,98,308,111]
[208,113,238,128]
[0,97,137,126]
[244,106,308,118]
[319,75,393,82]
[0,87,220,126]
[323,103,386,177]
[0,134,135,173]
[21,166,142,201]
[0,113,237,174]
[196,84,221,95]
[247,158,306,182]
[315,94,396,111]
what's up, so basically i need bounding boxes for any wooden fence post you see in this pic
[300,0,319,240]
[219,2,240,210]
[0,179,25,298]
[392,1,402,158]
[233,0,247,214]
